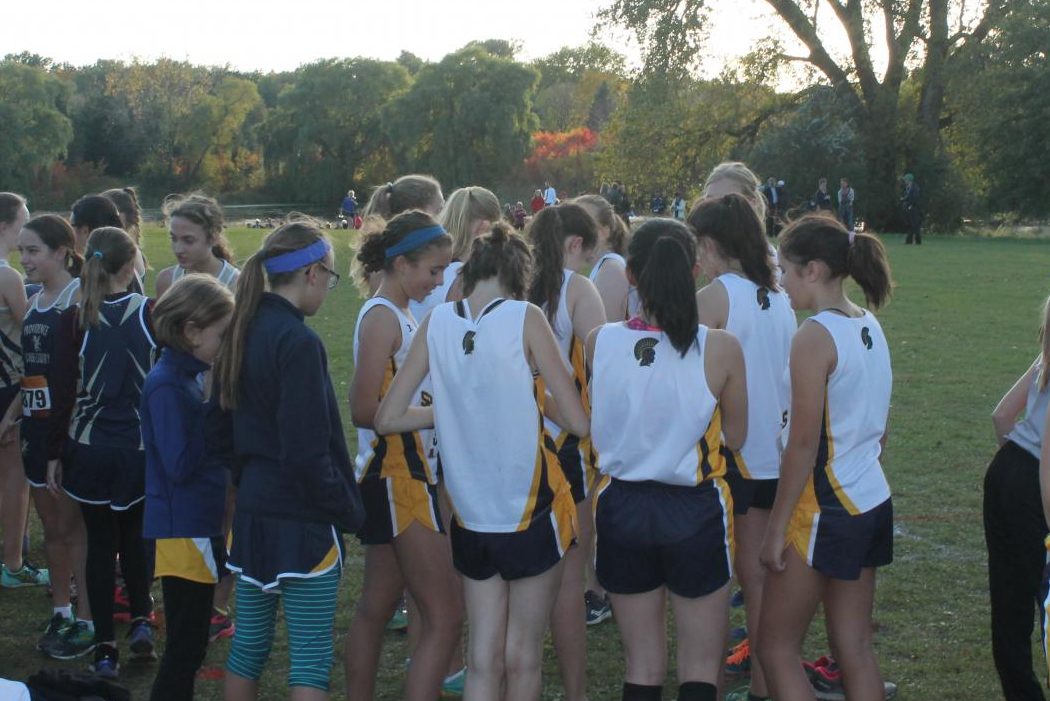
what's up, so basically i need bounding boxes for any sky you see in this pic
[6,0,792,75]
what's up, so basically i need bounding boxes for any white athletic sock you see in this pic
[53,605,73,619]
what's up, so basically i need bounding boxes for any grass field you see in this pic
[0,224,1044,700]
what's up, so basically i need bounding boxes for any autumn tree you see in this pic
[600,0,1020,228]
[0,61,73,193]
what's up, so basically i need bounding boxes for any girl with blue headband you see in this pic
[346,209,462,701]
[212,219,362,700]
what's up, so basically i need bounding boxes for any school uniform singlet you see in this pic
[427,299,574,536]
[591,322,726,487]
[170,259,240,291]
[0,260,24,392]
[20,279,80,487]
[410,260,463,322]
[791,310,892,516]
[69,293,157,449]
[588,253,639,320]
[1006,360,1050,460]
[543,270,597,488]
[718,273,796,479]
[353,297,437,484]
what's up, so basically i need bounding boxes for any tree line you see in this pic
[1,0,1048,231]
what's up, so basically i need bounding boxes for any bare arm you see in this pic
[0,267,28,324]
[593,260,629,321]
[761,321,836,572]
[348,304,402,429]
[705,329,748,451]
[527,305,589,438]
[154,267,175,298]
[695,279,729,330]
[568,274,607,344]
[993,360,1038,445]
[374,316,434,435]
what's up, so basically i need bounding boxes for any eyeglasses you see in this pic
[316,262,341,290]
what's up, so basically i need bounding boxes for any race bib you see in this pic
[21,375,51,417]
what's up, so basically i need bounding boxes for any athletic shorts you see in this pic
[788,497,894,580]
[20,419,49,488]
[451,502,575,581]
[725,472,778,515]
[594,477,733,599]
[356,476,443,546]
[62,443,145,510]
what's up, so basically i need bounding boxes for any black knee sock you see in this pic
[748,693,771,701]
[677,681,716,701]
[622,682,663,701]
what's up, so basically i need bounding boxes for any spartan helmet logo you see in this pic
[634,337,659,367]
[756,287,770,310]
[861,327,873,350]
[462,331,477,355]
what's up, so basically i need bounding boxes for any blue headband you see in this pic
[263,239,331,274]
[385,226,447,259]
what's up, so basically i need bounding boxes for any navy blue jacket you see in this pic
[215,293,362,534]
[142,348,226,539]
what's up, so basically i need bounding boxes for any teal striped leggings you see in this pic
[225,569,341,690]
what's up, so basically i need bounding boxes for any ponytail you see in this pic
[361,174,443,220]
[22,215,83,277]
[627,219,699,357]
[572,194,629,256]
[527,203,598,325]
[687,193,776,290]
[80,227,138,330]
[214,220,329,410]
[779,213,893,309]
[461,221,532,300]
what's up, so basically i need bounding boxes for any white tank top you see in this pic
[719,273,796,479]
[0,259,23,389]
[793,310,892,514]
[427,299,569,532]
[1007,360,1050,460]
[591,322,724,486]
[171,259,240,291]
[352,297,437,483]
[410,260,464,322]
[588,252,640,320]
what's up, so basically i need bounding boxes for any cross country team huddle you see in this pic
[0,159,899,701]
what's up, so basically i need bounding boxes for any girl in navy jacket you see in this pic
[141,274,234,701]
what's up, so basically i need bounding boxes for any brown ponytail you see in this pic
[779,213,893,309]
[461,222,532,300]
[573,194,628,256]
[80,228,138,330]
[526,203,598,325]
[214,221,328,410]
[687,193,776,290]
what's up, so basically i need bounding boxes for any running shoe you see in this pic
[584,590,612,626]
[112,585,130,623]
[730,588,745,608]
[209,609,235,642]
[37,613,73,653]
[729,625,748,642]
[805,656,898,700]
[724,689,770,701]
[725,638,752,679]
[48,620,96,660]
[1,561,50,588]
[386,601,408,632]
[91,644,119,680]
[127,618,157,662]
[440,666,466,698]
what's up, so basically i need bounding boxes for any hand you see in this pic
[759,529,788,573]
[46,459,63,496]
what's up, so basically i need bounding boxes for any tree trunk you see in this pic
[857,87,902,230]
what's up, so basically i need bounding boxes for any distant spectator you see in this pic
[340,189,358,218]
[837,177,856,230]
[901,173,922,244]
[649,192,666,216]
[811,177,833,212]
[543,181,557,207]
[762,177,782,235]
[512,202,526,230]
[672,191,687,220]
[530,189,545,214]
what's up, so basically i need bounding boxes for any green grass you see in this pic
[0,226,1043,699]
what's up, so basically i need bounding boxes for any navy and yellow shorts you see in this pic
[556,435,589,504]
[788,497,893,580]
[451,494,576,582]
[724,471,778,515]
[594,477,734,599]
[356,476,443,546]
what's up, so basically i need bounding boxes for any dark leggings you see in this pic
[983,441,1048,701]
[80,501,153,643]
[151,576,214,701]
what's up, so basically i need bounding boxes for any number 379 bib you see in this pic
[21,375,51,417]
